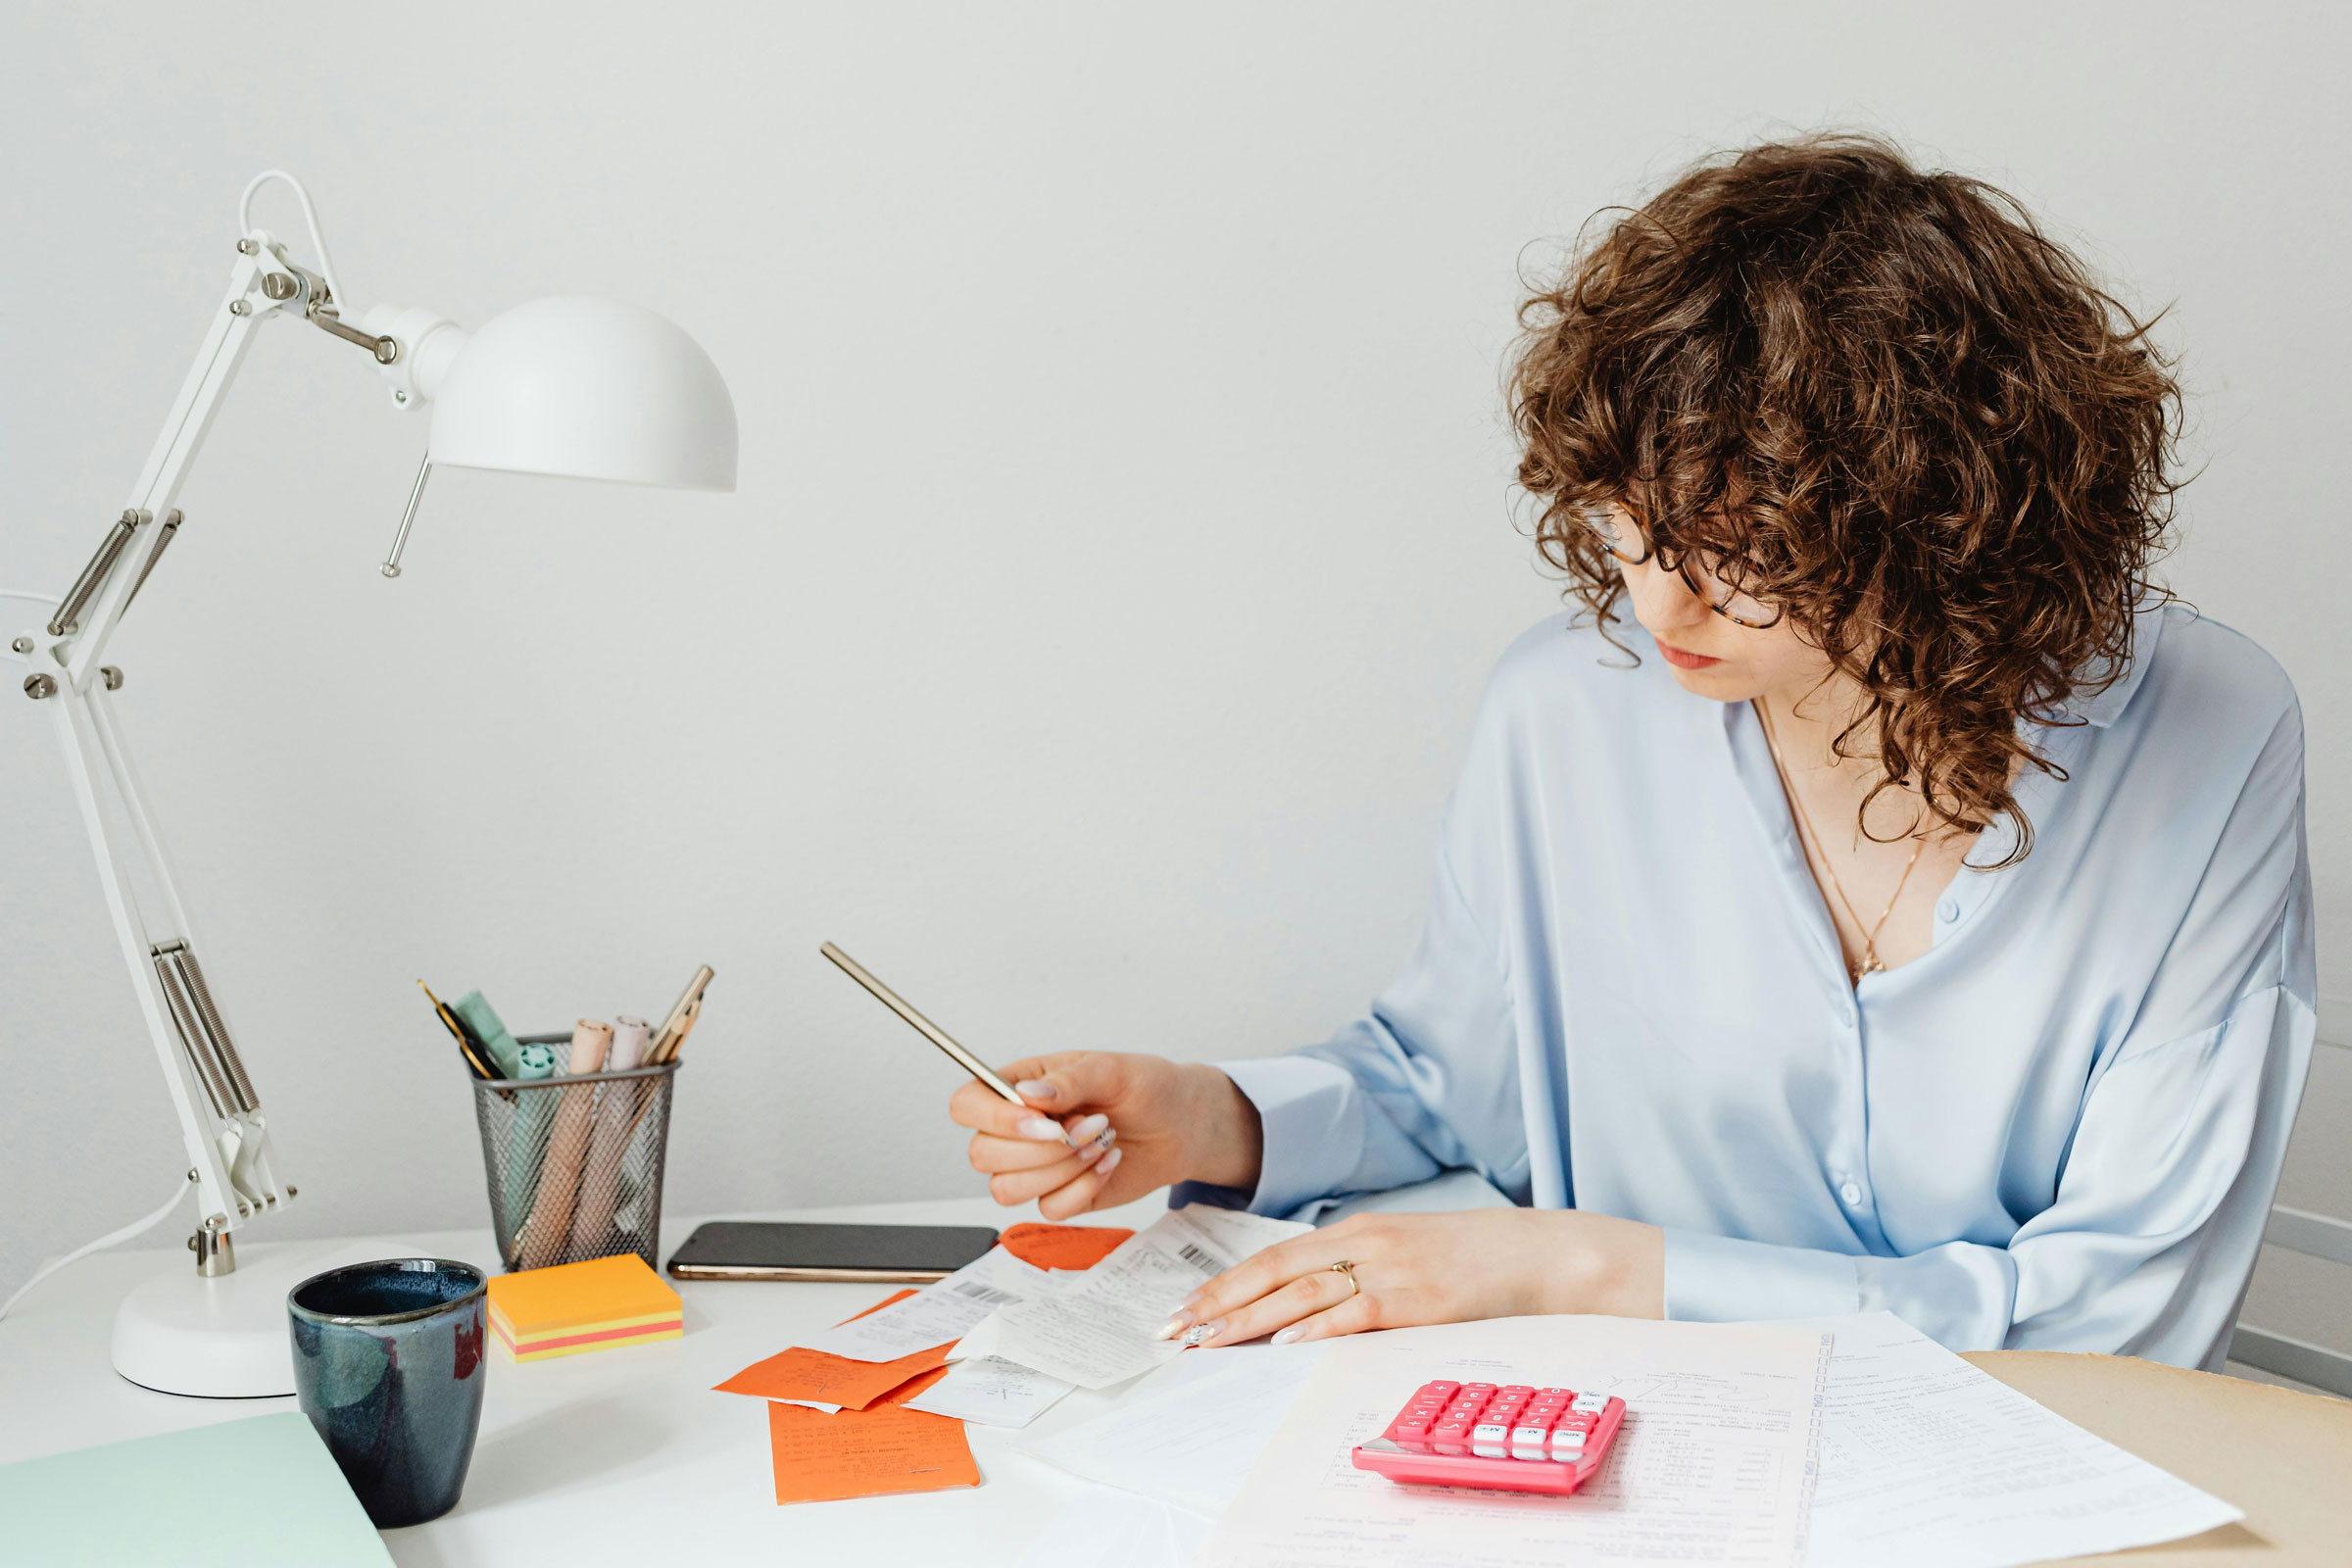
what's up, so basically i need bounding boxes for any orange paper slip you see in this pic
[767,1397,978,1505]
[715,1291,953,1411]
[999,1223,1134,1271]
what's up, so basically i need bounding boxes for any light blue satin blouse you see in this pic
[1189,603,2316,1369]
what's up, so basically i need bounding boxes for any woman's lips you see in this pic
[1658,640,1722,670]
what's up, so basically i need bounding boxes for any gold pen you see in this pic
[420,978,496,1081]
[647,964,713,1065]
[819,941,1075,1148]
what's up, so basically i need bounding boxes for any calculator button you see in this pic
[1549,1428,1587,1459]
[1499,1385,1534,1396]
[1510,1425,1551,1459]
[1538,1388,1571,1399]
[1423,1381,1460,1397]
[1460,1383,1496,1396]
[1571,1393,1607,1413]
[1471,1423,1510,1457]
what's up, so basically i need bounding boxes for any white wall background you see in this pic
[3,3,2344,1334]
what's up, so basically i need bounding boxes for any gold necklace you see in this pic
[1755,700,1926,981]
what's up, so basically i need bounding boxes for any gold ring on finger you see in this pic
[1328,1259,1359,1298]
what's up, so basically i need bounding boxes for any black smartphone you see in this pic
[664,1221,1001,1283]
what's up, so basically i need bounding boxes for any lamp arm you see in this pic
[55,253,270,691]
[9,198,398,1258]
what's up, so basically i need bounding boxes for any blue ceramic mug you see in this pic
[288,1258,488,1528]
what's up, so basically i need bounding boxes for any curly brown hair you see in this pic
[1509,133,2182,864]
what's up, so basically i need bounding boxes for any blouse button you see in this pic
[1937,899,1959,922]
[1838,1181,1865,1206]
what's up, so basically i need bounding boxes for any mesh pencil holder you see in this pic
[468,1032,680,1274]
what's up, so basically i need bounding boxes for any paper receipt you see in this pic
[903,1353,1075,1428]
[975,1206,1311,1389]
[794,1250,1056,1363]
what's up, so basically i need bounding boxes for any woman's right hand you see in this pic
[949,1052,1263,1221]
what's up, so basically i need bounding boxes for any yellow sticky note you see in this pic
[486,1253,681,1361]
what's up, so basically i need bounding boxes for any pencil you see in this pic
[818,942,1072,1147]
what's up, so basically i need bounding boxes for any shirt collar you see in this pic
[2055,601,2168,729]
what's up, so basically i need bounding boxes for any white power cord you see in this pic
[0,1173,193,1323]
[238,170,346,307]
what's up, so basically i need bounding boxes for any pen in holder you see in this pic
[467,1033,679,1273]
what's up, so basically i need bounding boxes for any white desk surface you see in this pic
[0,1193,1176,1567]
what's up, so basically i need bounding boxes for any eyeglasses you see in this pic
[1578,505,1784,629]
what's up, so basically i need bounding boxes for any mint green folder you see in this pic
[0,1412,392,1565]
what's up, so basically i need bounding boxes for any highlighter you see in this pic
[516,1019,612,1270]
[502,1042,562,1265]
[565,1015,651,1257]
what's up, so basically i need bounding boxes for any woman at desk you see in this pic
[949,134,2316,1370]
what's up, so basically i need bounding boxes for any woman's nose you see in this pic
[1624,562,1711,631]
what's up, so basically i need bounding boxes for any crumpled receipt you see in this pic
[959,1206,1311,1389]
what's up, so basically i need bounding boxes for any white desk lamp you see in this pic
[2,172,735,1396]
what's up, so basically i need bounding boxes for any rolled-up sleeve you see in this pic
[1181,838,1531,1221]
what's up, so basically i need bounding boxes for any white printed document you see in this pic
[976,1206,1312,1389]
[1019,1341,1326,1515]
[794,1249,1054,1363]
[1195,1314,1832,1568]
[1795,1311,2241,1568]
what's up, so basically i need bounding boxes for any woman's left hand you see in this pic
[1155,1208,1665,1348]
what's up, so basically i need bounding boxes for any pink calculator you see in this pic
[1350,1379,1626,1495]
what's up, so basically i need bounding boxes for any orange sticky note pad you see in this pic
[714,1290,953,1410]
[767,1399,978,1505]
[999,1222,1134,1271]
[486,1252,682,1361]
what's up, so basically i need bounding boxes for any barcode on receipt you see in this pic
[950,1282,1021,1305]
[1176,1243,1224,1273]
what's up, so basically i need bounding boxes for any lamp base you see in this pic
[111,1235,448,1397]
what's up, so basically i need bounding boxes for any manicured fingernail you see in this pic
[1095,1146,1123,1175]
[1179,1320,1223,1348]
[1016,1079,1059,1102]
[1086,1127,1118,1155]
[1154,1309,1194,1341]
[1015,1116,1066,1141]
[1272,1325,1304,1346]
[1067,1113,1109,1142]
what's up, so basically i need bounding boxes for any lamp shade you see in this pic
[427,295,737,490]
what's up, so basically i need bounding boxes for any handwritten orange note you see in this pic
[729,1234,1132,1504]
[767,1398,979,1504]
[714,1290,951,1410]
[998,1222,1134,1271]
